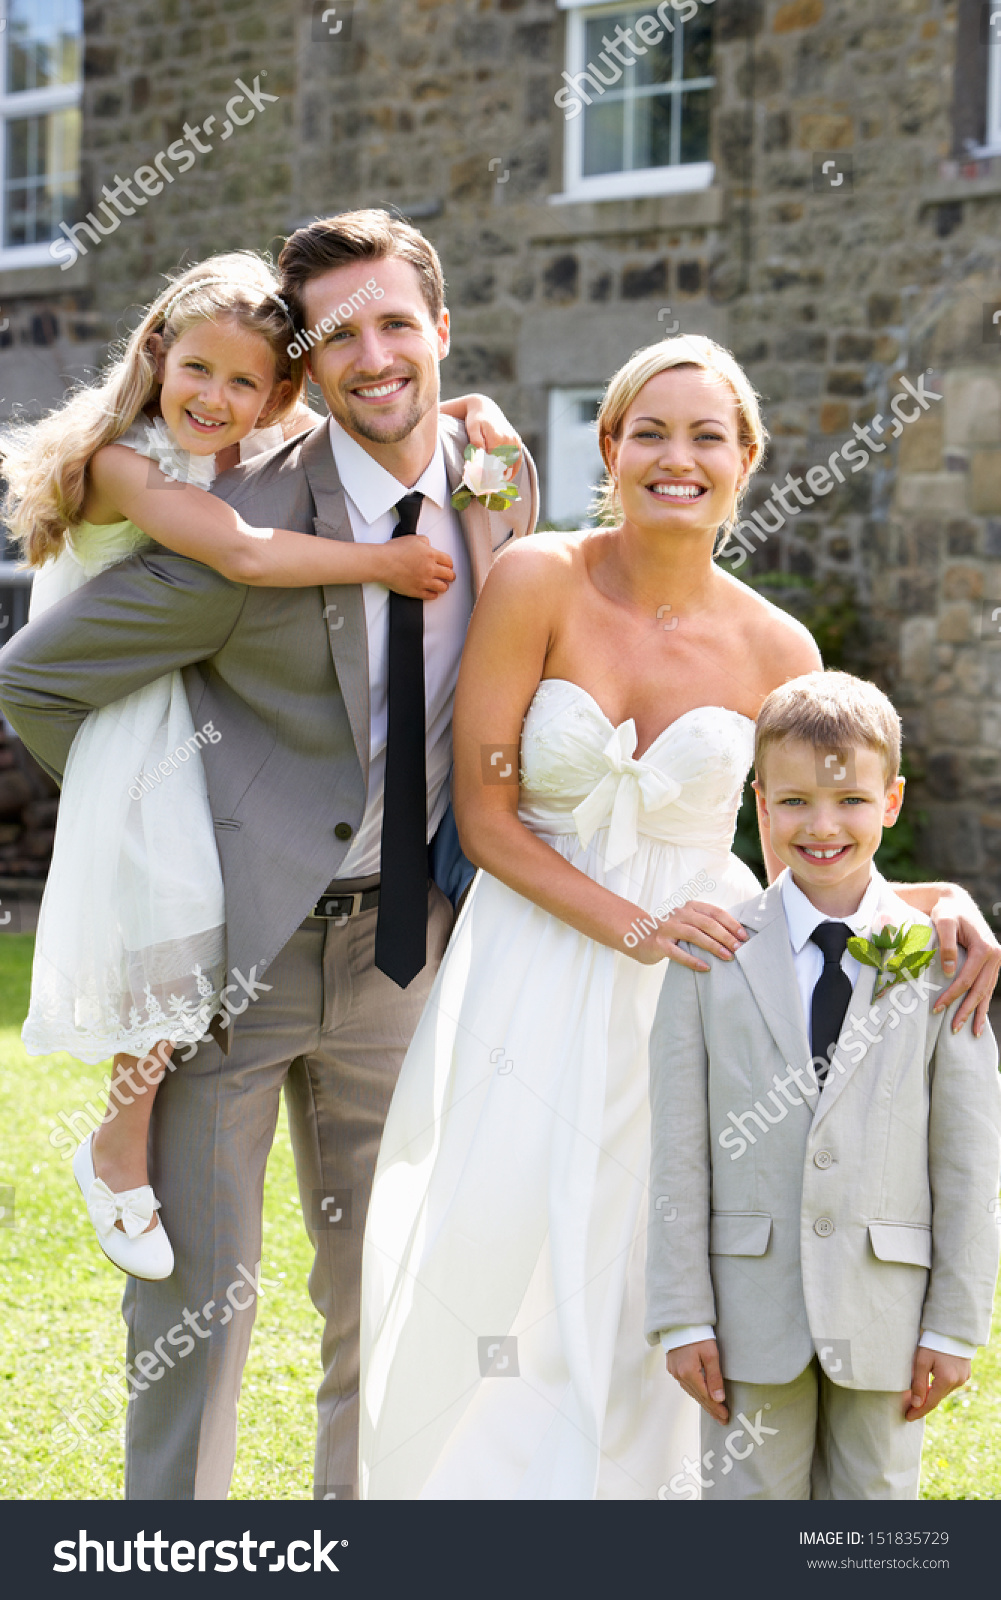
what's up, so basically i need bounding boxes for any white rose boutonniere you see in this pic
[451,445,521,513]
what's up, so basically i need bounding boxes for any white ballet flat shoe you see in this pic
[72,1134,174,1280]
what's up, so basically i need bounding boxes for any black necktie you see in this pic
[809,922,853,1086]
[374,492,427,988]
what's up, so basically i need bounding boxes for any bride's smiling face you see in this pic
[604,367,755,537]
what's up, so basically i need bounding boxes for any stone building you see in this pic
[0,0,996,914]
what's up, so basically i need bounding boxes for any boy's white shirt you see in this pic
[660,866,977,1362]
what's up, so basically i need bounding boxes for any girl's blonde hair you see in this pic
[592,334,768,553]
[2,251,305,567]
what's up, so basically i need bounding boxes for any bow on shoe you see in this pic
[572,720,682,869]
[85,1177,160,1240]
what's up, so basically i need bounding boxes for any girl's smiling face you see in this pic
[603,366,755,538]
[153,316,287,455]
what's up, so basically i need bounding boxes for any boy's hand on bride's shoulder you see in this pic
[623,900,748,971]
[667,1340,728,1423]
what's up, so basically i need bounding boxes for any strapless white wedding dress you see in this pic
[360,679,761,1500]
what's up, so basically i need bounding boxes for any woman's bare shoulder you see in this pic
[716,568,822,684]
[487,528,589,590]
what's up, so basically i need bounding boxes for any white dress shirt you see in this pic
[328,417,473,881]
[660,868,975,1361]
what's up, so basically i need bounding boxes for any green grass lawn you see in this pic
[0,934,318,1500]
[1,932,998,1500]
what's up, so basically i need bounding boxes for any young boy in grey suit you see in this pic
[645,671,1001,1499]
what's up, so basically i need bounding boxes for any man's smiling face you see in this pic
[301,255,449,446]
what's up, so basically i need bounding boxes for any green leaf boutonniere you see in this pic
[451,444,521,513]
[846,922,935,1001]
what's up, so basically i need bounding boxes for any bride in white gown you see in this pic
[360,336,823,1498]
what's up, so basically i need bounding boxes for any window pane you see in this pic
[632,92,673,171]
[584,8,675,88]
[7,0,83,93]
[682,12,713,81]
[631,27,675,89]
[582,96,626,177]
[4,107,81,247]
[679,88,711,165]
[575,5,714,178]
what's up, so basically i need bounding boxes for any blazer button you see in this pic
[334,822,354,841]
[814,1216,835,1238]
[814,1150,833,1169]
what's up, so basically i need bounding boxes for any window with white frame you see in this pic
[987,13,1001,153]
[547,389,606,527]
[555,0,714,202]
[0,0,82,264]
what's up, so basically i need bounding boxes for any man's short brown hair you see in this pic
[755,670,902,785]
[278,208,446,333]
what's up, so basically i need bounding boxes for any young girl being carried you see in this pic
[1,251,522,1282]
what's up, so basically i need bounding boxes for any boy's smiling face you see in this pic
[754,738,905,914]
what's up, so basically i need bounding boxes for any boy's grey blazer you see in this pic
[645,876,1001,1392]
[0,415,538,1021]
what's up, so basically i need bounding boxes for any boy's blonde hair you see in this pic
[755,671,902,785]
[1,251,305,568]
[592,334,768,550]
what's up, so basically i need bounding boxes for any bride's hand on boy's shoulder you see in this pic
[926,890,1001,1037]
[624,900,748,971]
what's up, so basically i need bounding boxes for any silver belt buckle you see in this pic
[312,891,363,921]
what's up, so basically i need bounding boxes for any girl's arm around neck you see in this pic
[85,443,454,596]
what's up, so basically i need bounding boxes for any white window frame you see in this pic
[552,0,714,204]
[985,17,1001,155]
[547,387,606,527]
[0,1,83,268]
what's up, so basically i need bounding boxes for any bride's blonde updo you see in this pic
[592,335,768,553]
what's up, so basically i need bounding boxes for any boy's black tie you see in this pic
[374,491,427,988]
[809,921,854,1085]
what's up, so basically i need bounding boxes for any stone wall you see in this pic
[0,0,996,914]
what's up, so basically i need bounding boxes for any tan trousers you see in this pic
[123,887,453,1500]
[699,1358,925,1500]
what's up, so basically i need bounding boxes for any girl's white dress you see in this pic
[360,681,761,1499]
[22,418,282,1064]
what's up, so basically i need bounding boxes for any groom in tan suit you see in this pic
[645,672,1001,1499]
[0,211,538,1498]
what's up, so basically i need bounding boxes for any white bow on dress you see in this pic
[572,720,683,868]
